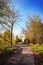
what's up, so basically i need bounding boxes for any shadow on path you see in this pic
[3,46,35,65]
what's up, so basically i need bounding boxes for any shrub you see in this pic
[31,38,36,44]
[23,39,30,44]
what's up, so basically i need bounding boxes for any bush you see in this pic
[31,38,36,44]
[23,39,30,44]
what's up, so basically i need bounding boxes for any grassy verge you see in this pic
[0,46,18,63]
[31,44,43,55]
[31,44,43,65]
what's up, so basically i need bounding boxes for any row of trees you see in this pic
[16,35,22,43]
[23,15,43,44]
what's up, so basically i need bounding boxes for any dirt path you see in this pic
[4,46,35,65]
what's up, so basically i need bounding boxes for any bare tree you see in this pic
[0,0,20,47]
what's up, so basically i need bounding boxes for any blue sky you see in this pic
[12,0,43,36]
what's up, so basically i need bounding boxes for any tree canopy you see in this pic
[24,15,43,44]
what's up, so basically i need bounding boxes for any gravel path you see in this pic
[4,45,35,65]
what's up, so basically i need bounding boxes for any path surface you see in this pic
[4,43,35,65]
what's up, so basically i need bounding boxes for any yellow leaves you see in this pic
[25,15,43,43]
[0,30,16,48]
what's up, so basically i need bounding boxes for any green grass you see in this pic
[31,44,43,55]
